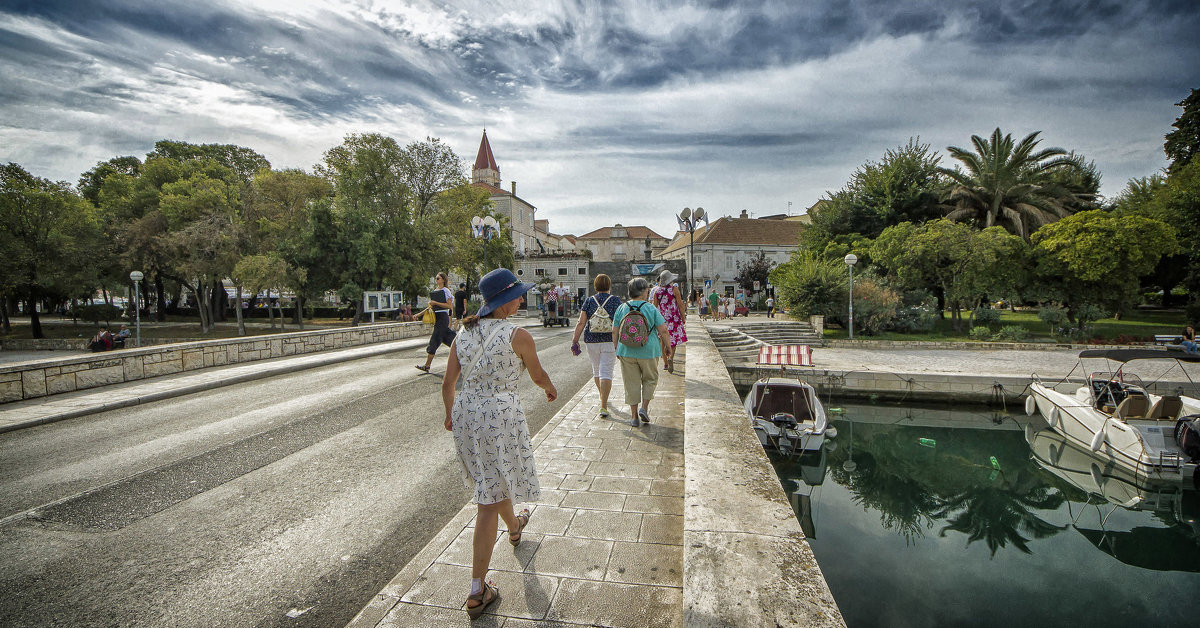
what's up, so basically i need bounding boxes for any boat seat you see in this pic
[1147,395,1183,420]
[1115,394,1149,420]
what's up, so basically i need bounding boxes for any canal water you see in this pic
[767,400,1200,628]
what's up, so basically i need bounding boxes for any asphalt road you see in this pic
[0,322,590,627]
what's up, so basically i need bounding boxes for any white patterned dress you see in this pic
[451,318,540,505]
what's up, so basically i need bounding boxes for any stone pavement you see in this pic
[348,348,686,627]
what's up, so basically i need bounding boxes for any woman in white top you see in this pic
[443,268,557,618]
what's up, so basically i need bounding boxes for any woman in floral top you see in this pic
[649,270,687,373]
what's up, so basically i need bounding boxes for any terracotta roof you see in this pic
[474,130,499,172]
[471,181,508,195]
[657,217,803,256]
[577,225,668,240]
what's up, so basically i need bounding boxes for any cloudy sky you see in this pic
[2,0,1198,239]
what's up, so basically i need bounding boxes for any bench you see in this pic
[1155,335,1183,346]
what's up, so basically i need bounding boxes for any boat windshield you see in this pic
[1087,372,1148,410]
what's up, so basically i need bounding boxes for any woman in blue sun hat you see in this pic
[442,268,557,618]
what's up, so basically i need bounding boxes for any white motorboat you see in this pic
[1025,348,1200,489]
[744,377,832,455]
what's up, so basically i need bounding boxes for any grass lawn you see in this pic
[0,316,381,341]
[819,308,1188,343]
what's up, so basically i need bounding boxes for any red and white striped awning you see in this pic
[756,344,813,367]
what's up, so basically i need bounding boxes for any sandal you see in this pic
[465,580,500,619]
[665,356,674,374]
[415,365,430,373]
[509,508,531,546]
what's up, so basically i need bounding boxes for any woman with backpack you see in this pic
[649,270,687,373]
[571,274,622,418]
[613,277,672,427]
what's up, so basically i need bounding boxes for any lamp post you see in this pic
[678,207,708,298]
[471,215,499,283]
[129,270,143,348]
[844,253,858,340]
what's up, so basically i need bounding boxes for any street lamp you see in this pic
[471,215,499,282]
[129,270,143,348]
[844,253,858,340]
[678,207,708,298]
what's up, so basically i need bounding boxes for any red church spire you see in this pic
[474,129,499,174]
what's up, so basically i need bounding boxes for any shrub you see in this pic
[1073,303,1106,330]
[770,251,847,320]
[969,326,992,341]
[994,325,1030,342]
[71,304,123,325]
[889,290,938,333]
[1037,305,1068,336]
[972,306,1002,328]
[851,277,901,335]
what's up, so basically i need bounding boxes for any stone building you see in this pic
[576,224,670,262]
[656,210,804,297]
[470,130,540,254]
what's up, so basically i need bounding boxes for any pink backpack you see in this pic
[618,303,651,348]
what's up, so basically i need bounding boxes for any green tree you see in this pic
[1032,209,1178,318]
[246,168,334,329]
[399,137,467,219]
[78,156,141,205]
[434,184,513,291]
[149,140,270,182]
[0,164,102,338]
[872,220,1028,329]
[734,250,775,301]
[941,128,1087,241]
[1165,88,1200,174]
[801,138,944,257]
[769,250,847,319]
[318,132,428,324]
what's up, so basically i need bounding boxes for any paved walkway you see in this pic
[349,348,686,627]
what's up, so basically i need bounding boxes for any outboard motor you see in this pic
[1174,415,1200,463]
[771,413,799,429]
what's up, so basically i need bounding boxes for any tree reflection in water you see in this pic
[822,419,1068,555]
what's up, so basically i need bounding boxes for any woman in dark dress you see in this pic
[417,272,456,372]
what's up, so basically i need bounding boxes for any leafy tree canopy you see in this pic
[149,140,270,182]
[1032,209,1178,314]
[1165,88,1200,174]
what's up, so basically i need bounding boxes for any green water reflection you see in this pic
[770,402,1200,628]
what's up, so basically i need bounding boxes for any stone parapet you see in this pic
[0,322,425,403]
[683,325,845,627]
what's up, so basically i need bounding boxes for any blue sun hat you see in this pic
[476,268,534,317]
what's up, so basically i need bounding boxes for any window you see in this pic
[558,268,567,276]
[614,245,624,254]
[516,269,524,276]
[535,268,546,276]
[578,267,586,275]
[726,255,734,270]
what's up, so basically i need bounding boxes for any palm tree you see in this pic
[940,128,1086,241]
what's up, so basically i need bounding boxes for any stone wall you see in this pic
[0,322,426,403]
[683,324,845,627]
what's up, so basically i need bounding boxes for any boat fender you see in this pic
[1025,395,1036,416]
[825,426,838,439]
[1024,424,1036,443]
[1049,408,1060,429]
[1090,422,1107,452]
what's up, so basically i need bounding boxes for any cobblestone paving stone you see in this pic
[350,347,686,627]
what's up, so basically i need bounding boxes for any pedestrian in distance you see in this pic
[571,273,622,418]
[708,289,721,321]
[442,268,557,619]
[416,272,456,372]
[649,270,687,373]
[453,282,469,330]
[613,277,672,427]
[766,295,776,318]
